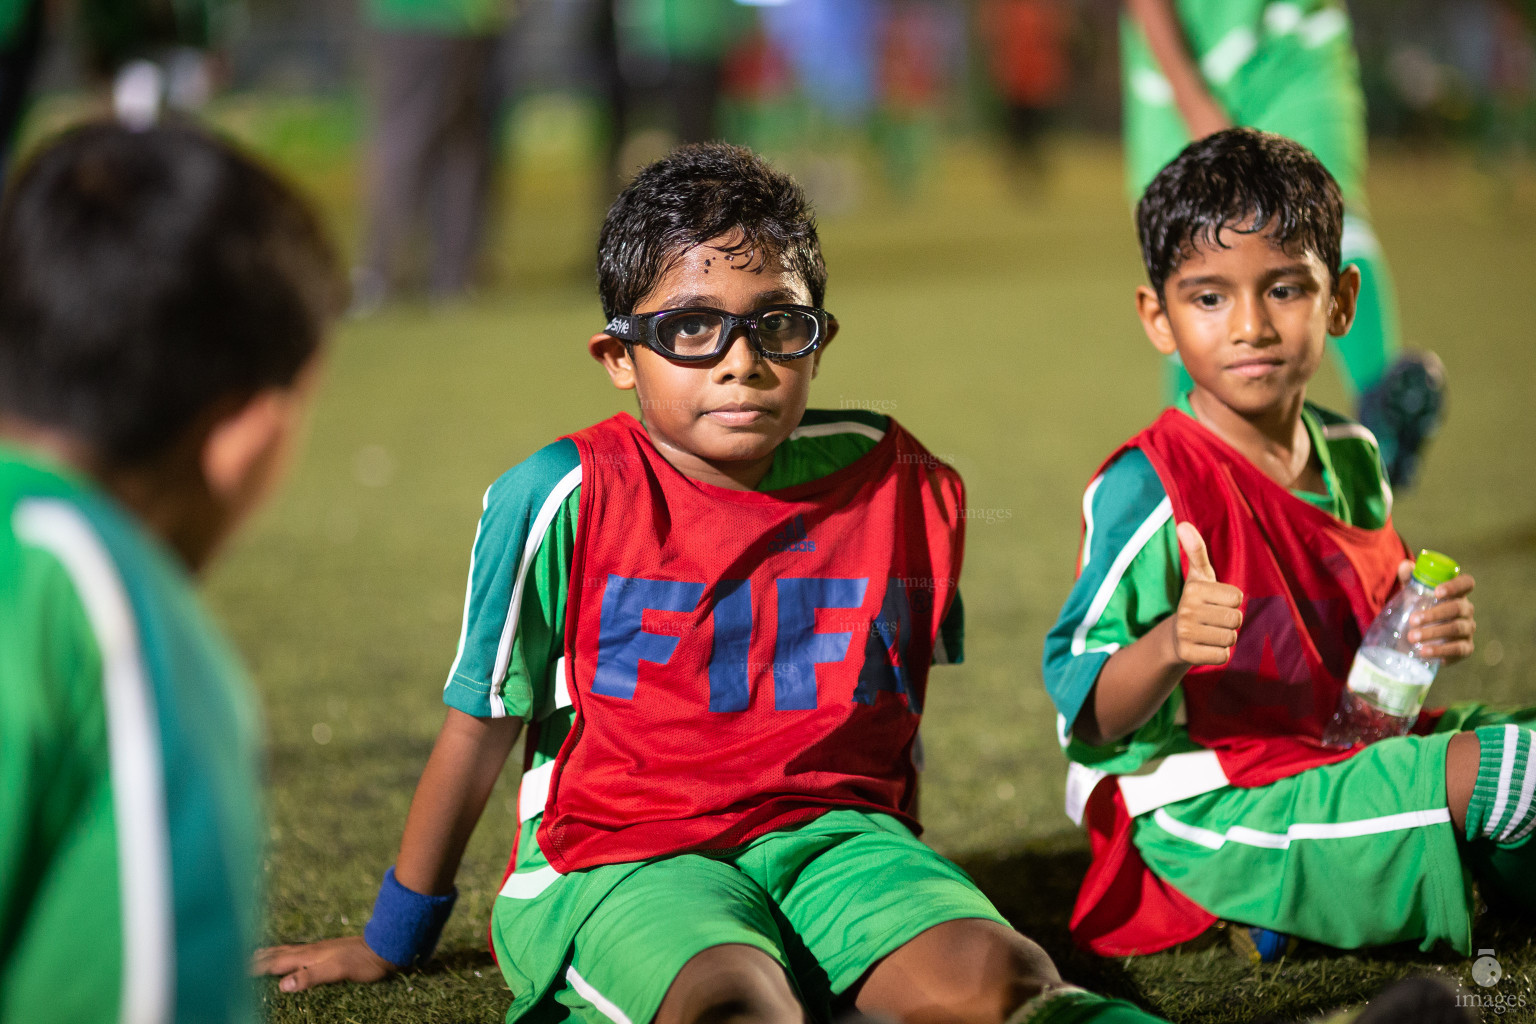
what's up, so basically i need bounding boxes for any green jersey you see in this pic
[0,448,263,1024]
[442,410,965,879]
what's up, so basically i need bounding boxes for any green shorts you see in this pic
[1132,704,1536,954]
[492,810,1007,1024]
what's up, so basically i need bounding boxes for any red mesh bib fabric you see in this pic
[1071,409,1413,955]
[536,413,964,873]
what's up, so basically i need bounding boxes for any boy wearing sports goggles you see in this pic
[259,142,1174,1024]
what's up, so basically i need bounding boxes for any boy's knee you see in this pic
[655,944,806,1024]
[856,919,1062,1024]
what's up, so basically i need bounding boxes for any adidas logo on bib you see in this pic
[767,515,816,553]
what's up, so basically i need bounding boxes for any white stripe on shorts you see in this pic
[565,966,637,1024]
[1154,806,1452,852]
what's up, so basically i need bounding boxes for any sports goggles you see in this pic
[603,304,833,362]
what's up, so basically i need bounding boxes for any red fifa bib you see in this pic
[536,413,964,873]
[1071,409,1412,956]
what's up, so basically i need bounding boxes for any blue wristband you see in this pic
[362,866,457,968]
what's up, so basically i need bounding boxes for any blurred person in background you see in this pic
[759,0,883,210]
[1122,0,1445,489]
[0,0,223,183]
[978,0,1072,193]
[875,0,956,195]
[594,0,751,197]
[80,0,225,127]
[614,0,750,147]
[0,0,42,182]
[351,0,513,313]
[595,0,751,196]
[717,16,796,156]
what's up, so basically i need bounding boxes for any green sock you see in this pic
[1010,987,1172,1024]
[1465,724,1536,847]
[1462,839,1536,916]
[1332,214,1402,398]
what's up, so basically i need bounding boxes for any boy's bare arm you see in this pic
[1124,0,1232,139]
[253,707,522,992]
[1073,523,1243,747]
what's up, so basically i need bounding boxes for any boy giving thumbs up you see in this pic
[1040,129,1506,962]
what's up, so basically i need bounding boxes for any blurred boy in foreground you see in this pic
[0,122,343,1022]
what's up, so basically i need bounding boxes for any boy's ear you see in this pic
[1135,286,1178,357]
[201,369,317,535]
[589,333,637,391]
[1327,264,1362,337]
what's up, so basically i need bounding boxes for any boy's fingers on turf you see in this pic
[251,944,303,975]
[1177,522,1218,583]
[252,936,393,990]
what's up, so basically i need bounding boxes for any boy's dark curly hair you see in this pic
[1137,127,1344,300]
[0,121,344,466]
[597,143,826,320]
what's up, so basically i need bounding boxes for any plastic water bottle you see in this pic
[1322,550,1461,748]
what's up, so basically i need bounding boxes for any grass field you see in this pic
[158,100,1536,1022]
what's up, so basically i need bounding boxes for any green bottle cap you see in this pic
[1412,550,1460,588]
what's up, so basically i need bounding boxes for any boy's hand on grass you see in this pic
[252,935,396,993]
[1172,522,1244,666]
[1398,559,1478,665]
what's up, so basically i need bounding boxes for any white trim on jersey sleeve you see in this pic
[1319,421,1394,520]
[486,466,582,719]
[1079,474,1105,568]
[14,499,174,1024]
[787,420,887,443]
[1069,497,1172,657]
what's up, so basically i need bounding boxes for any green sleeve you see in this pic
[443,440,580,721]
[1041,448,1194,772]
[0,545,122,1023]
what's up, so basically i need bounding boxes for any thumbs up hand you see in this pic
[1172,522,1245,666]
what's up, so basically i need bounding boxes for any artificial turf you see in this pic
[79,96,1533,1022]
